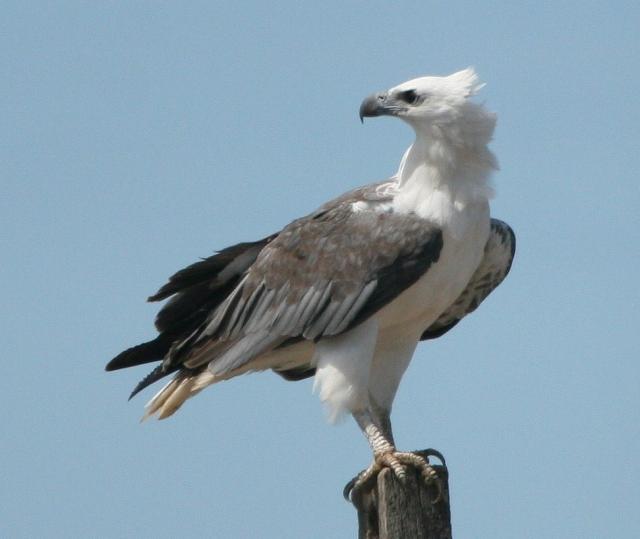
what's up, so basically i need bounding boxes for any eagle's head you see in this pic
[360,68,495,146]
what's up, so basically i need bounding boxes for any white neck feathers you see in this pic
[390,122,496,232]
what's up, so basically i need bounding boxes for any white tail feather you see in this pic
[141,370,218,421]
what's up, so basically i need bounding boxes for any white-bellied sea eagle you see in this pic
[106,68,515,497]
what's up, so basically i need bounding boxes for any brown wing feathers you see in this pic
[107,185,444,398]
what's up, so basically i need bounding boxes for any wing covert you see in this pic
[172,200,443,375]
[273,218,514,383]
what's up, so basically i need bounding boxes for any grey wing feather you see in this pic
[170,187,442,377]
[420,218,515,340]
[273,218,515,383]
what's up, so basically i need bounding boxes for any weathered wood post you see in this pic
[350,450,451,539]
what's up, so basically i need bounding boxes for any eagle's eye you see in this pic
[397,89,420,105]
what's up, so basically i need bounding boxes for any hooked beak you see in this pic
[359,92,386,123]
[359,92,405,123]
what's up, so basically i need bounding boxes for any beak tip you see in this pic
[359,92,386,123]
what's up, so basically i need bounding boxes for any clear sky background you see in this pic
[2,2,639,538]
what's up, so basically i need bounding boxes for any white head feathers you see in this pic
[392,67,485,100]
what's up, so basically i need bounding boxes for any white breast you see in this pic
[376,182,491,334]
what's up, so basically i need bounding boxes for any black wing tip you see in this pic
[105,361,118,372]
[147,290,166,302]
[148,281,186,302]
[105,353,130,371]
[128,364,181,400]
[106,337,170,371]
[147,237,274,303]
[128,365,165,399]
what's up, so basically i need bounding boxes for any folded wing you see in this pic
[274,218,515,382]
[107,184,444,404]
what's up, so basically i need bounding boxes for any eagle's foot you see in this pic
[343,449,442,504]
[343,460,382,503]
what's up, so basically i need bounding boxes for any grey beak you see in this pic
[359,92,388,123]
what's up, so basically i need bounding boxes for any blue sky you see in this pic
[2,2,639,538]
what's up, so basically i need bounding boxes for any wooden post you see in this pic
[351,450,451,539]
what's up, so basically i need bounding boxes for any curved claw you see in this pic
[343,477,357,501]
[343,460,381,503]
[344,449,446,504]
[422,447,446,466]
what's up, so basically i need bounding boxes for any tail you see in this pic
[142,369,217,421]
[106,234,278,417]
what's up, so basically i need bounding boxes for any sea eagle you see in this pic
[107,68,515,496]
